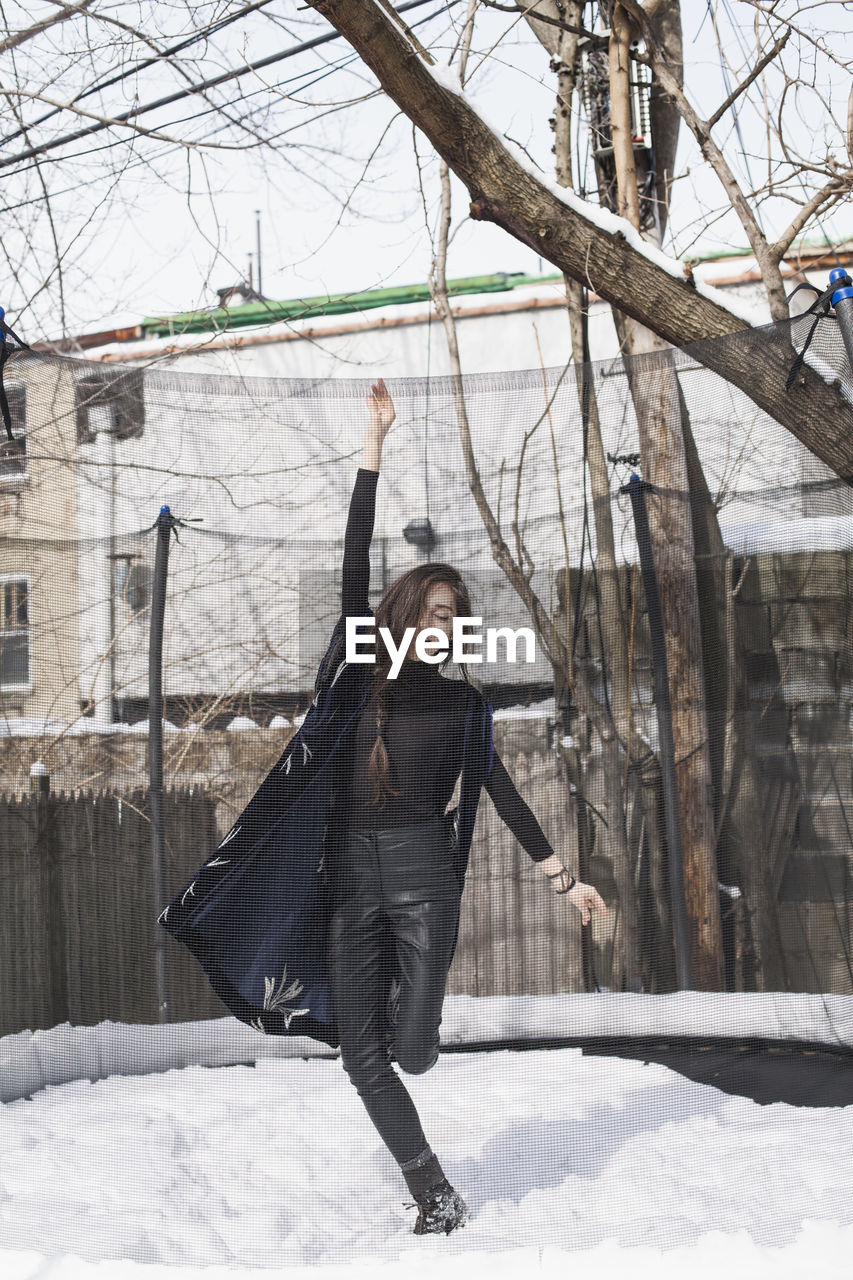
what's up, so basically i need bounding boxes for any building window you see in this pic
[75,368,145,444]
[0,578,30,688]
[0,384,27,482]
[113,555,151,615]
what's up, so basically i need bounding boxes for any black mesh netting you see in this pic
[1,313,853,1269]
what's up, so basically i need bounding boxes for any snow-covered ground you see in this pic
[2,1047,852,1280]
[2,995,853,1279]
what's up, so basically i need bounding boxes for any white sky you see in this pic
[2,2,852,337]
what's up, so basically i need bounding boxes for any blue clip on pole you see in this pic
[829,267,853,380]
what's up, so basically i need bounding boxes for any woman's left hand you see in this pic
[365,377,396,437]
[539,855,609,925]
[565,880,609,926]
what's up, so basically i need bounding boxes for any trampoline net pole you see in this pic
[148,505,174,1023]
[625,474,692,991]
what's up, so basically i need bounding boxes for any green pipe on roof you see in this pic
[686,235,847,264]
[141,271,562,337]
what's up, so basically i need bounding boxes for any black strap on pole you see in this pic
[0,306,31,442]
[623,474,692,990]
[149,505,178,1023]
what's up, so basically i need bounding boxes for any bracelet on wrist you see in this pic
[545,866,577,894]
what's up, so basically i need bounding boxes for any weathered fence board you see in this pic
[446,745,591,1000]
[0,750,594,1036]
[0,788,223,1036]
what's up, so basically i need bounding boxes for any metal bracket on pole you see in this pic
[623,474,693,990]
[829,267,853,380]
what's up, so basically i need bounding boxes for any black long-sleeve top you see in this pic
[333,467,556,863]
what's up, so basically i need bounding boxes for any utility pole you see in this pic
[579,2,724,988]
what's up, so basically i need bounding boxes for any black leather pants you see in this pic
[326,814,461,1167]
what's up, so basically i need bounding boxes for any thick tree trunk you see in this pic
[679,400,789,990]
[526,0,683,988]
[617,318,725,988]
[555,723,597,990]
[533,2,645,987]
[308,0,853,479]
[646,0,682,239]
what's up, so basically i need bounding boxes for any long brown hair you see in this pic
[364,562,472,809]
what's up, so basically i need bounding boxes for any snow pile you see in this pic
[442,990,853,1049]
[2,1038,853,1279]
[0,715,302,739]
[1,717,185,738]
[0,717,181,739]
[719,515,853,554]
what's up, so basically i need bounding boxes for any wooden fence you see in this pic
[2,715,848,1038]
[0,788,224,1037]
[0,738,595,1037]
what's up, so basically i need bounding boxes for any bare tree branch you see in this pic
[632,34,788,317]
[0,0,94,57]
[482,0,596,41]
[706,29,790,130]
[772,169,853,259]
[305,0,853,479]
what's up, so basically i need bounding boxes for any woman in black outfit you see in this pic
[327,379,608,1235]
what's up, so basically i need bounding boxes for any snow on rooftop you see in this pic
[0,716,181,739]
[492,695,555,722]
[719,515,853,554]
[78,275,574,362]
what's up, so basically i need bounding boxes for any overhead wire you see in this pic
[0,0,280,149]
[0,0,461,334]
[1,0,460,217]
[0,0,460,228]
[0,0,457,172]
[1,45,373,188]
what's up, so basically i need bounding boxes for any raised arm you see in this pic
[341,378,395,616]
[484,746,609,926]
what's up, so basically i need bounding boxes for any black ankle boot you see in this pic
[402,1155,469,1235]
[410,1178,469,1235]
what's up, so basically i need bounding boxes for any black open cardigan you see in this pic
[157,605,496,1047]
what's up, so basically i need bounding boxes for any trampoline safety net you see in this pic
[2,310,853,1272]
